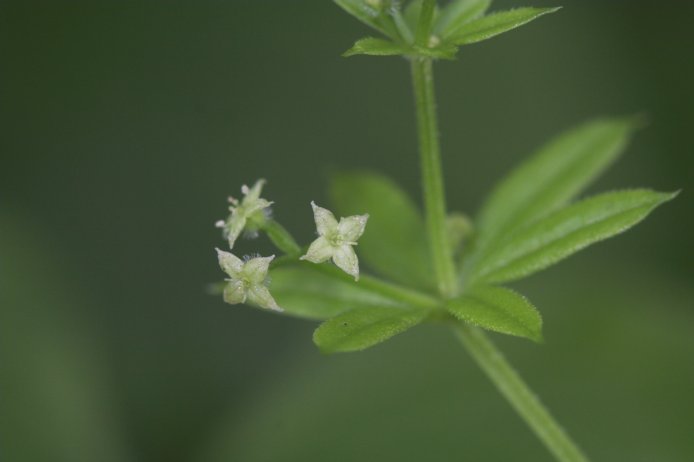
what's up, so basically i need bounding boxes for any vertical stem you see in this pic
[408,38,590,460]
[454,324,590,462]
[410,57,457,297]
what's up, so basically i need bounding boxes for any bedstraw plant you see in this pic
[211,1,677,460]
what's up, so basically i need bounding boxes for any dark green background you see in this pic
[1,1,692,461]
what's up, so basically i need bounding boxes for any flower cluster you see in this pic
[214,180,368,311]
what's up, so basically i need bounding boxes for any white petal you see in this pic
[337,214,369,242]
[300,236,335,263]
[243,179,266,202]
[242,255,275,284]
[247,285,282,311]
[223,280,247,305]
[333,245,359,280]
[311,201,338,236]
[216,248,243,277]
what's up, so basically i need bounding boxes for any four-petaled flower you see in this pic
[216,248,281,311]
[215,179,273,249]
[300,201,369,280]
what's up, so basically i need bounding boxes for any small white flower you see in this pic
[216,179,273,249]
[300,202,369,280]
[216,248,281,311]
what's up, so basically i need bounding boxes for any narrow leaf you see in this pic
[473,117,640,253]
[334,0,398,39]
[343,37,410,57]
[447,7,560,46]
[447,285,542,342]
[404,0,440,35]
[313,306,429,353]
[470,190,677,285]
[331,172,436,290]
[434,0,491,38]
[270,263,405,320]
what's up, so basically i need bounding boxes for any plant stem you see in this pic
[409,48,589,461]
[453,324,589,462]
[263,219,301,256]
[410,57,458,297]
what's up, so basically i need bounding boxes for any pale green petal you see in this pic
[333,245,360,281]
[247,284,282,311]
[244,198,273,216]
[242,178,266,202]
[242,255,275,284]
[300,236,335,264]
[311,201,338,236]
[337,214,369,242]
[216,248,243,277]
[225,213,247,249]
[223,280,247,305]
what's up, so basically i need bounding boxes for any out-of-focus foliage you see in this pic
[1,1,692,461]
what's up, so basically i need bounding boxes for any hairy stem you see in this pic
[453,324,589,462]
[410,57,458,297]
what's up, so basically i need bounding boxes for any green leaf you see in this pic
[434,0,491,39]
[343,37,410,57]
[404,0,439,33]
[313,306,429,353]
[473,117,640,254]
[334,0,399,39]
[447,285,542,342]
[469,190,678,285]
[447,7,560,46]
[331,172,436,290]
[270,263,406,320]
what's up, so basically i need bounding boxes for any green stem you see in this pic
[453,324,589,462]
[410,57,457,297]
[409,35,589,460]
[312,263,439,309]
[262,219,301,256]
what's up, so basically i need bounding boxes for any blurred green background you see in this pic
[1,1,692,461]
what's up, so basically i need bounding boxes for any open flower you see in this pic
[215,179,273,249]
[216,249,281,311]
[300,202,369,280]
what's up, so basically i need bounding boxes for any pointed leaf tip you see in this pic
[471,189,677,285]
[472,116,642,256]
[447,7,560,46]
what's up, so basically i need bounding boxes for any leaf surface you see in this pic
[313,305,429,353]
[447,285,542,342]
[331,172,435,290]
[447,7,559,45]
[270,263,406,320]
[434,0,491,38]
[470,190,677,284]
[473,117,640,254]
